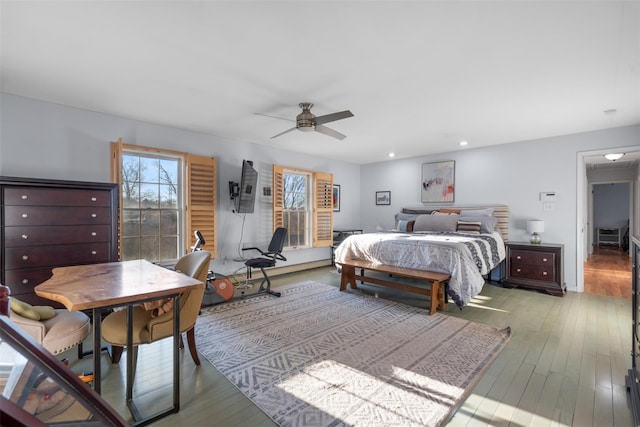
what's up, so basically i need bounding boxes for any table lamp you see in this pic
[527,220,544,244]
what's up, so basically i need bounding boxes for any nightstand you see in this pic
[503,242,565,296]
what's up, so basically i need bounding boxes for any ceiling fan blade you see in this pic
[313,110,354,126]
[254,112,294,122]
[271,127,297,138]
[315,125,347,140]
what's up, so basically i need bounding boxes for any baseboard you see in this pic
[237,259,332,280]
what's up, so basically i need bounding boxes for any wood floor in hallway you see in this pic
[584,245,632,298]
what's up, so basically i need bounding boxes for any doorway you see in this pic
[577,148,639,296]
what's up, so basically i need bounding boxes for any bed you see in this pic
[334,206,508,309]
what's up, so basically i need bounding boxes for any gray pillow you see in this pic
[460,208,494,218]
[394,212,419,222]
[401,208,436,215]
[413,214,459,232]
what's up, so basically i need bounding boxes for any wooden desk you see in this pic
[35,259,203,425]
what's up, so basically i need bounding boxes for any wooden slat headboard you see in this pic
[400,205,509,241]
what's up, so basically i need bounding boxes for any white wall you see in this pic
[359,125,640,292]
[0,94,362,275]
[2,94,638,290]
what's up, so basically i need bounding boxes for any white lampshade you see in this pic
[527,220,545,234]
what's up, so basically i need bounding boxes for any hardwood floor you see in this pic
[584,245,632,298]
[61,266,634,426]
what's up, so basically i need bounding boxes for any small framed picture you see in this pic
[333,184,341,212]
[376,191,391,205]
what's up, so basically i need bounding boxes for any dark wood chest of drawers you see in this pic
[1,177,118,307]
[503,242,564,296]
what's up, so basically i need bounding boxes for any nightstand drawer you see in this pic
[510,249,555,267]
[510,264,556,282]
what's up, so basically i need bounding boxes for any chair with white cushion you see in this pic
[8,297,90,356]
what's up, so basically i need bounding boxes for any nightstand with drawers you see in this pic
[503,242,565,296]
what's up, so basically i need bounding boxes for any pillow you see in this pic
[395,220,415,232]
[401,208,436,215]
[33,306,56,320]
[460,208,494,218]
[460,215,499,233]
[10,298,40,320]
[439,208,462,214]
[413,214,459,232]
[394,212,418,222]
[431,210,459,216]
[10,298,56,321]
[457,221,482,234]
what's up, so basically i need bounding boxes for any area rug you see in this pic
[195,281,511,427]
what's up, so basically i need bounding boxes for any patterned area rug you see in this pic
[196,281,510,427]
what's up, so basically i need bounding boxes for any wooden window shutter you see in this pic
[186,155,217,258]
[272,165,284,231]
[110,138,124,260]
[313,172,333,247]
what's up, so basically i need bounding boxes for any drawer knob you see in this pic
[22,255,29,261]
[516,268,522,273]
[91,197,97,202]
[21,213,28,219]
[21,234,28,240]
[91,250,97,255]
[542,258,548,262]
[91,213,97,218]
[91,232,97,237]
[542,272,548,276]
[22,279,29,285]
[516,255,522,260]
[21,195,28,200]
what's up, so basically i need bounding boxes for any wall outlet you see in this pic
[543,202,556,211]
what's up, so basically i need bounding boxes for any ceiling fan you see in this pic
[256,103,354,140]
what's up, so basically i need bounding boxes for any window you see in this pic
[111,138,217,262]
[283,171,311,248]
[273,165,333,249]
[120,152,182,261]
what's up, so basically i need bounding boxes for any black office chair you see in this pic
[242,227,288,297]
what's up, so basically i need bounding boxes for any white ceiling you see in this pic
[1,1,639,165]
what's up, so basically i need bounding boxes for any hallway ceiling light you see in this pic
[604,153,624,161]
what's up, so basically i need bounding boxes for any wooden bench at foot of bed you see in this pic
[337,259,450,315]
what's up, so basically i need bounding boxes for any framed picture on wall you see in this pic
[333,184,340,212]
[376,191,391,205]
[421,160,455,203]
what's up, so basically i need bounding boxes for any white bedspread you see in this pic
[334,231,506,308]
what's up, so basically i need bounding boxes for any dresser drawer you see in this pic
[510,249,555,267]
[4,224,111,247]
[4,187,112,207]
[509,264,556,282]
[3,267,55,294]
[4,206,112,226]
[5,243,111,269]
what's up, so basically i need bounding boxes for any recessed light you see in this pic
[388,152,395,158]
[459,141,468,146]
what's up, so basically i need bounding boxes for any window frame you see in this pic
[273,164,333,249]
[111,138,217,262]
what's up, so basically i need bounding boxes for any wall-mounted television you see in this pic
[237,160,258,213]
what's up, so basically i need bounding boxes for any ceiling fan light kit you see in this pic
[261,102,354,140]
